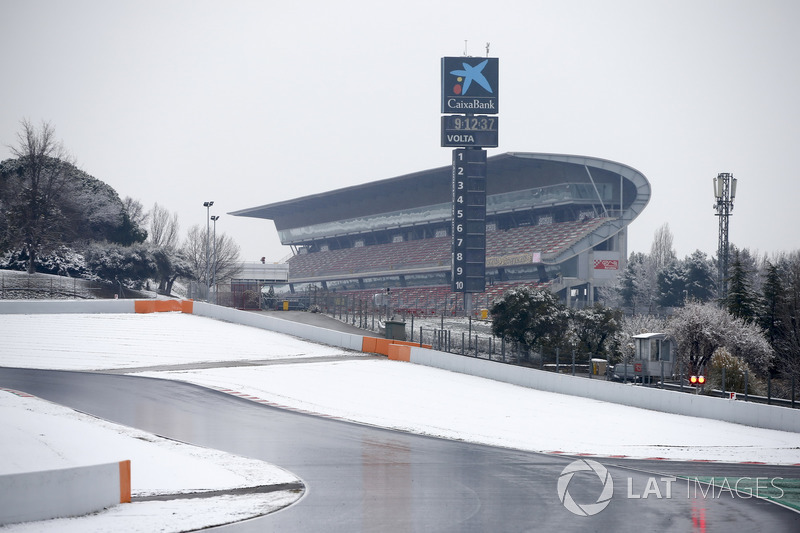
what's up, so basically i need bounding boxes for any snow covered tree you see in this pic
[667,300,774,376]
[763,252,800,381]
[183,224,242,286]
[617,253,640,310]
[706,346,764,395]
[657,250,715,308]
[83,242,157,289]
[618,252,659,314]
[656,260,686,308]
[147,203,185,294]
[122,197,147,232]
[1,121,147,272]
[649,223,676,272]
[490,286,570,356]
[111,197,148,246]
[148,203,180,250]
[618,314,669,364]
[152,247,193,295]
[1,120,75,273]
[683,250,715,302]
[726,250,758,322]
[759,260,782,346]
[570,303,622,360]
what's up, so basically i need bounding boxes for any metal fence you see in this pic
[1,273,114,299]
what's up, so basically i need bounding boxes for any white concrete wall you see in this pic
[0,461,125,526]
[409,347,800,434]
[0,300,365,352]
[191,302,365,352]
[0,299,134,314]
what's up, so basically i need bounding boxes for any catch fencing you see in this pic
[0,273,122,300]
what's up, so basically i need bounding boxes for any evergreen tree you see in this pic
[618,252,658,313]
[618,254,640,310]
[759,260,782,346]
[726,250,758,321]
[656,250,714,308]
[571,303,622,359]
[490,286,570,356]
[656,260,686,307]
[684,250,715,302]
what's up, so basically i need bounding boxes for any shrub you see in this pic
[706,346,764,395]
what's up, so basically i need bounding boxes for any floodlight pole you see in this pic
[211,215,220,304]
[203,201,214,302]
[713,173,736,302]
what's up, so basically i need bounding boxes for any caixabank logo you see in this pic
[441,57,499,114]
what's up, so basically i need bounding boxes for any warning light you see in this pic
[690,375,706,386]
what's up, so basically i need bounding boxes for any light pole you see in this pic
[713,173,737,302]
[203,201,214,302]
[211,215,219,304]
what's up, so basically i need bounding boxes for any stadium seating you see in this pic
[287,218,610,279]
[322,280,550,317]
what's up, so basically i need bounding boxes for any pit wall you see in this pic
[0,460,130,526]
[1,299,797,433]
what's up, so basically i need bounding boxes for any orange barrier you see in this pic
[387,344,411,362]
[134,300,193,314]
[362,336,377,354]
[361,336,431,356]
[118,460,131,503]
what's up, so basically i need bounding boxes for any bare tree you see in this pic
[3,120,75,273]
[183,224,242,285]
[123,197,148,232]
[148,203,180,250]
[649,222,676,272]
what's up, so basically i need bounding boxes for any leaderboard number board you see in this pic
[452,148,487,293]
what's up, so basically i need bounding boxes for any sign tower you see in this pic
[441,56,499,309]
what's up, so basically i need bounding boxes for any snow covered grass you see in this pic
[150,358,800,465]
[1,311,799,532]
[0,312,351,371]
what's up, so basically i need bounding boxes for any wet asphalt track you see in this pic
[1,367,798,532]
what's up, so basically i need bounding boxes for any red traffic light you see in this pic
[690,375,706,386]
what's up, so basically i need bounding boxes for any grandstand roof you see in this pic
[229,152,650,241]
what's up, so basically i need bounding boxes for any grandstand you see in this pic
[230,152,650,312]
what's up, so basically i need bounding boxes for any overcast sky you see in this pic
[2,0,798,263]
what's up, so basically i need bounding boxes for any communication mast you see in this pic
[713,172,737,301]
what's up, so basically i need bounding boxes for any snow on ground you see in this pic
[146,359,800,465]
[1,311,799,532]
[0,312,347,370]
[0,390,301,532]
